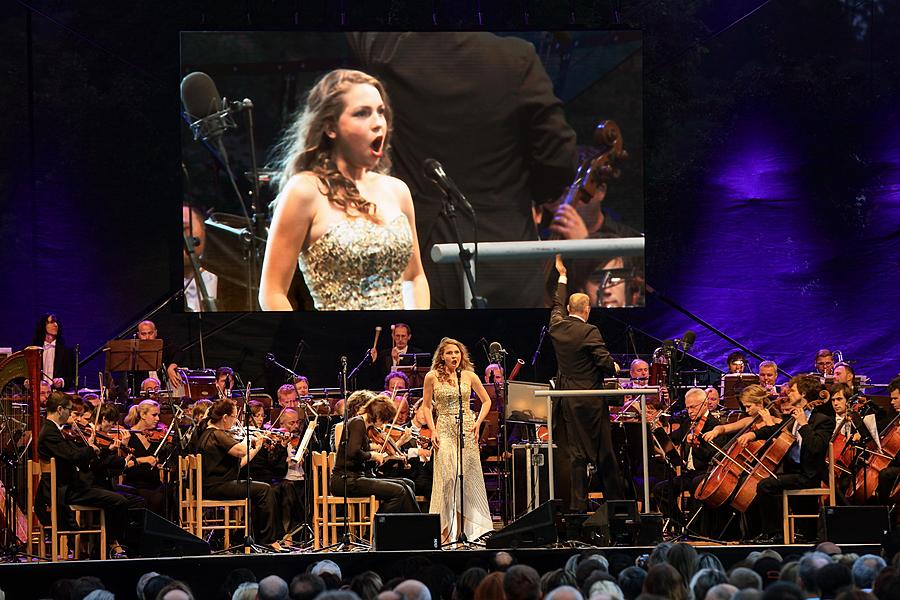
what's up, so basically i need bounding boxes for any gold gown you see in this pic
[429,376,493,540]
[298,215,412,310]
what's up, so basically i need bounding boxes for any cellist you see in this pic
[875,377,900,503]
[651,388,725,531]
[736,374,833,543]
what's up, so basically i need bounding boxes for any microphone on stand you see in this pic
[681,330,696,353]
[423,158,475,215]
[488,341,507,364]
[180,72,248,146]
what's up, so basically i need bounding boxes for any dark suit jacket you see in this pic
[670,413,724,474]
[348,32,577,308]
[549,280,616,461]
[53,344,76,391]
[35,419,97,524]
[754,410,834,484]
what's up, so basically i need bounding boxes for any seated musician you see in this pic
[703,385,780,442]
[619,359,668,417]
[275,408,314,537]
[331,390,378,451]
[140,377,161,397]
[832,382,879,449]
[241,401,289,485]
[123,399,172,514]
[89,404,146,512]
[875,377,900,503]
[727,351,746,374]
[215,366,234,399]
[330,393,419,514]
[37,392,131,558]
[758,360,779,395]
[651,388,725,528]
[197,399,283,549]
[737,374,834,543]
[385,370,411,426]
[833,362,859,394]
[814,349,835,376]
[294,375,310,399]
[277,383,300,410]
[706,387,724,420]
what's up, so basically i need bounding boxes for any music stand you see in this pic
[105,339,163,401]
[719,373,760,410]
[397,365,429,389]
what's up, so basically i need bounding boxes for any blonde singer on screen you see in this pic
[259,69,429,311]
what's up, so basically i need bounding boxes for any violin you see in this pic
[132,425,173,444]
[366,425,410,468]
[685,409,709,447]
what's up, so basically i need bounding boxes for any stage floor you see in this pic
[0,542,881,599]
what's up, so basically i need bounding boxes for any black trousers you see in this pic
[205,480,281,544]
[65,485,134,544]
[877,466,900,503]
[756,472,820,537]
[277,479,308,534]
[652,471,703,523]
[330,473,419,514]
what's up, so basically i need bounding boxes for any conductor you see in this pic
[549,255,623,511]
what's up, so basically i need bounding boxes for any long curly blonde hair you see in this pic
[431,337,474,385]
[270,69,393,221]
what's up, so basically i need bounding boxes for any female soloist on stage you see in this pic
[330,394,419,513]
[422,338,494,542]
[259,68,429,311]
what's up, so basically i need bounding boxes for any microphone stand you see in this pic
[347,349,373,391]
[531,326,548,369]
[266,353,303,382]
[183,230,217,312]
[321,356,370,551]
[437,187,486,309]
[442,368,484,548]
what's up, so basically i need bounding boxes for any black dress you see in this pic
[196,427,281,544]
[330,416,419,514]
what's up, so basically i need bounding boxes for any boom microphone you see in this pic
[423,158,475,215]
[681,330,696,353]
[180,71,245,143]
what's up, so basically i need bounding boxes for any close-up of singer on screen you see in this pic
[258,69,430,311]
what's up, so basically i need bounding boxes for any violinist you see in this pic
[875,377,900,503]
[37,392,131,558]
[240,401,289,484]
[123,400,171,514]
[832,382,879,450]
[215,366,235,399]
[651,388,725,528]
[738,374,834,544]
[331,394,419,514]
[278,408,317,537]
[384,370,411,426]
[294,375,310,398]
[197,399,283,549]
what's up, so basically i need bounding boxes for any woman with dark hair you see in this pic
[197,399,282,549]
[32,313,76,390]
[330,394,419,513]
[259,68,429,310]
[643,564,686,600]
[422,337,493,543]
[667,542,699,589]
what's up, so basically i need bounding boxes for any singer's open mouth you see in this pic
[370,136,384,155]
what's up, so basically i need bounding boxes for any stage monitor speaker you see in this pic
[486,500,560,549]
[125,509,210,557]
[583,500,642,546]
[822,506,890,544]
[374,513,441,550]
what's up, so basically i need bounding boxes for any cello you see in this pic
[848,415,900,503]
[727,394,830,512]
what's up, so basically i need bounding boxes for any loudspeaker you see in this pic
[511,444,552,520]
[374,513,441,550]
[486,500,560,549]
[582,500,642,546]
[822,506,890,543]
[125,509,210,557]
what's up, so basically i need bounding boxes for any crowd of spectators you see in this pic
[16,534,900,600]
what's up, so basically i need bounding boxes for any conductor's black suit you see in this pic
[549,278,622,510]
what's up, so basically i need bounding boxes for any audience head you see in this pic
[798,552,832,596]
[395,579,432,600]
[667,543,700,587]
[232,582,259,600]
[158,581,195,600]
[643,564,685,600]
[258,575,289,600]
[290,573,325,600]
[729,567,763,591]
[705,583,738,600]
[732,590,764,600]
[697,553,725,574]
[137,571,160,600]
[455,567,488,600]
[504,565,541,600]
[852,554,886,590]
[311,559,343,581]
[617,567,646,600]
[474,572,505,600]
[647,543,673,568]
[815,562,852,600]
[222,569,257,600]
[491,551,518,572]
[586,579,623,600]
[542,569,577,597]
[144,575,176,600]
[754,557,785,588]
[761,581,804,600]
[689,568,727,600]
[545,586,584,600]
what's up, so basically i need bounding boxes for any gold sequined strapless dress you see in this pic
[298,215,412,310]
[429,377,493,540]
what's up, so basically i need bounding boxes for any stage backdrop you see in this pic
[1,1,898,394]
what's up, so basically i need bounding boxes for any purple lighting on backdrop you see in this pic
[634,112,898,384]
